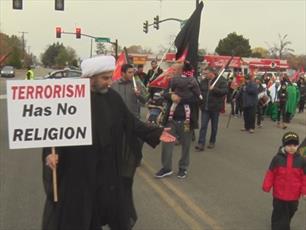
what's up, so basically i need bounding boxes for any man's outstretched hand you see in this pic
[160,128,176,143]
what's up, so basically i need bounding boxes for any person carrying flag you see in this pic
[145,60,163,86]
[154,1,204,178]
[135,64,148,85]
[112,63,147,119]
[195,66,228,151]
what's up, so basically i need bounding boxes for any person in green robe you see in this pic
[285,83,298,121]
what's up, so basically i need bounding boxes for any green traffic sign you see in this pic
[95,37,111,43]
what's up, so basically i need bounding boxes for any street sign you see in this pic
[95,37,111,43]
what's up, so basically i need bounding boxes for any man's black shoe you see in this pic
[195,144,204,151]
[155,168,173,178]
[177,168,187,179]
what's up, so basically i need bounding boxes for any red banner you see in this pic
[149,49,188,89]
[204,55,242,68]
[112,52,127,81]
[148,67,174,89]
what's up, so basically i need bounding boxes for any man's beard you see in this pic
[98,88,109,94]
[92,85,109,94]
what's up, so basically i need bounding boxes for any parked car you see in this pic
[43,68,82,79]
[0,65,15,78]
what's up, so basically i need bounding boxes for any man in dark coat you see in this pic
[135,64,147,85]
[146,60,164,100]
[145,60,163,86]
[195,66,228,151]
[297,77,306,113]
[239,75,259,133]
[42,56,175,230]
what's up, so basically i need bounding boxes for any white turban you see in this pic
[81,55,115,77]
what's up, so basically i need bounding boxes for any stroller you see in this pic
[146,92,165,126]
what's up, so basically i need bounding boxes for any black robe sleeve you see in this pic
[112,88,163,148]
[132,115,163,148]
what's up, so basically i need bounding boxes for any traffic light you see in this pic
[154,15,159,30]
[56,27,61,38]
[12,0,22,10]
[143,21,148,34]
[76,28,81,39]
[55,0,64,11]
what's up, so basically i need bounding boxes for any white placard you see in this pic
[6,79,92,149]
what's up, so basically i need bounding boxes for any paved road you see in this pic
[0,73,305,230]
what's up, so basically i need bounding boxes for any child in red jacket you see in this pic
[262,131,306,230]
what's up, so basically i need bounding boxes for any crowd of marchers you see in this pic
[40,56,305,230]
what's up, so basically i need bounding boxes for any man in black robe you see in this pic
[42,56,175,230]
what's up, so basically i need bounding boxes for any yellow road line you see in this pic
[137,167,203,230]
[142,160,223,230]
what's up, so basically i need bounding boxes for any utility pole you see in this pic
[19,31,28,65]
[90,39,93,58]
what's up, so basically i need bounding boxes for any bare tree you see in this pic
[96,42,107,55]
[268,34,294,59]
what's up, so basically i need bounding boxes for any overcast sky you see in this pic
[0,0,305,60]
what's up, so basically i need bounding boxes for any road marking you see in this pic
[142,160,223,230]
[137,167,203,230]
[0,94,6,99]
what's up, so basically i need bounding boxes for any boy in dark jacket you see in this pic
[262,132,306,230]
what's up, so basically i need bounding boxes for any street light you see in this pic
[56,27,62,38]
[55,0,64,11]
[143,21,148,34]
[153,15,160,30]
[12,0,22,10]
[76,28,81,39]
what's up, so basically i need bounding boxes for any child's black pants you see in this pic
[271,198,298,230]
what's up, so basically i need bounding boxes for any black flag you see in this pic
[175,1,204,74]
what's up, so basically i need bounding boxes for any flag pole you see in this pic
[124,47,139,91]
[51,147,58,202]
[210,56,234,89]
[149,41,175,82]
[132,76,138,91]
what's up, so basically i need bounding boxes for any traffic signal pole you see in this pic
[143,17,186,33]
[58,31,119,60]
[144,1,199,33]
[90,39,93,58]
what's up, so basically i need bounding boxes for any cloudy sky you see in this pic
[0,0,305,60]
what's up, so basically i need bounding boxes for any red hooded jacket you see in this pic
[262,148,306,201]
